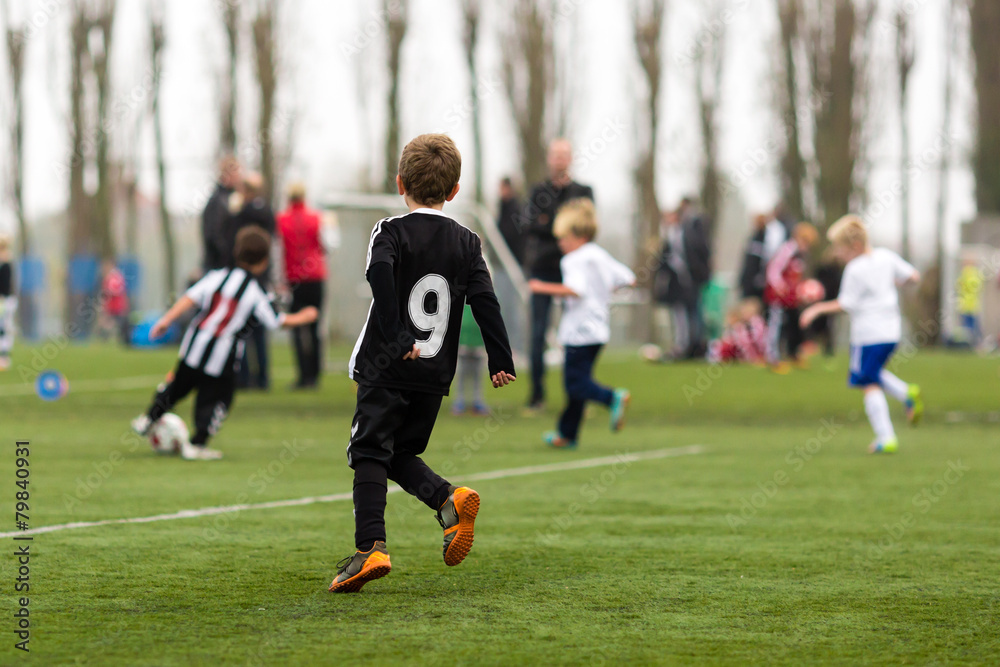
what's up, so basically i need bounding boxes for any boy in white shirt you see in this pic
[801,215,924,454]
[529,199,636,449]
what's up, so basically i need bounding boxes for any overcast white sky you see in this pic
[0,0,980,267]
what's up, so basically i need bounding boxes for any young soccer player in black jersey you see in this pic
[330,134,516,593]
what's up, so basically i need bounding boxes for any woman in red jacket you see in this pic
[277,183,328,388]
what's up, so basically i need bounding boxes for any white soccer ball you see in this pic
[149,413,189,455]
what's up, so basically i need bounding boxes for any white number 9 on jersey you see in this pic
[407,274,451,358]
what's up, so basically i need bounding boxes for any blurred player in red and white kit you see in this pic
[764,222,818,371]
[709,298,767,364]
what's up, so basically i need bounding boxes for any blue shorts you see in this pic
[848,343,897,387]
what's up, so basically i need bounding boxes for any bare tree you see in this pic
[89,0,117,262]
[935,0,958,276]
[251,0,279,204]
[693,3,725,236]
[1,1,32,334]
[67,0,90,270]
[970,0,1000,214]
[219,0,239,153]
[382,0,408,193]
[460,0,484,204]
[895,6,914,261]
[804,0,876,229]
[631,0,666,312]
[775,0,806,222]
[150,4,176,299]
[1,1,27,259]
[502,0,555,188]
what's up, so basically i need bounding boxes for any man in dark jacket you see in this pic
[523,139,594,411]
[226,172,276,390]
[676,197,712,358]
[496,177,525,265]
[202,156,241,272]
[738,214,770,300]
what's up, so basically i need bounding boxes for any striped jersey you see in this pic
[178,267,285,376]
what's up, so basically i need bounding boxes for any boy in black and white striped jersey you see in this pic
[131,226,317,460]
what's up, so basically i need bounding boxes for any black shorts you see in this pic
[347,384,443,468]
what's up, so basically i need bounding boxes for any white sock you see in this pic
[880,369,909,403]
[864,389,896,443]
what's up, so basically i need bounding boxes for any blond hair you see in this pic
[827,214,868,248]
[553,198,598,241]
[398,134,462,205]
[286,181,306,202]
[0,234,9,252]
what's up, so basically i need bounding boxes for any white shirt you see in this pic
[837,248,917,346]
[558,242,636,346]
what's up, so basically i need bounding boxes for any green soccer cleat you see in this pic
[869,438,899,454]
[609,389,631,432]
[906,385,924,426]
[543,431,577,450]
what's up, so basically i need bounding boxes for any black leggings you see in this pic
[147,362,236,445]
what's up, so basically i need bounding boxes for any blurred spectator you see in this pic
[496,177,525,265]
[202,156,241,272]
[654,211,696,358]
[708,298,768,364]
[957,259,983,348]
[675,197,713,358]
[765,222,818,371]
[0,236,14,370]
[227,172,276,390]
[98,258,130,345]
[811,249,843,356]
[738,213,770,300]
[523,139,594,412]
[276,182,327,389]
[452,304,489,416]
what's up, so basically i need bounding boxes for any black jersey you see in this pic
[349,209,498,395]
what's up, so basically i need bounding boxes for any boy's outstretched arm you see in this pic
[368,262,420,360]
[528,278,578,298]
[468,291,517,388]
[800,299,843,329]
[281,307,318,328]
[151,296,196,339]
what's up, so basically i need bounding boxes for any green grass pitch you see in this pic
[1,343,998,665]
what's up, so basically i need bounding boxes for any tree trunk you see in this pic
[461,0,484,204]
[382,0,407,194]
[220,2,239,153]
[806,0,873,230]
[502,0,553,189]
[151,15,176,301]
[896,9,914,261]
[776,0,806,222]
[252,2,278,205]
[631,0,666,342]
[90,1,117,262]
[970,0,1000,214]
[66,2,90,330]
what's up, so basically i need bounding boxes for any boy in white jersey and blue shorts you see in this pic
[801,215,924,453]
[529,199,636,449]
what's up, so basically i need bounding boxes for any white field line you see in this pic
[0,375,166,397]
[0,445,705,539]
